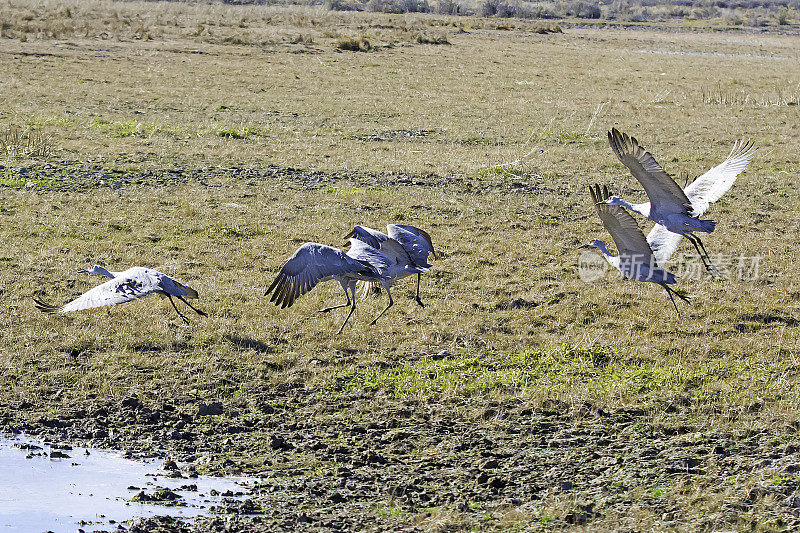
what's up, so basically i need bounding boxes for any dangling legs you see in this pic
[693,235,721,277]
[369,283,394,326]
[167,295,190,324]
[414,273,424,308]
[177,295,207,317]
[336,283,358,335]
[319,281,352,313]
[685,233,720,278]
[661,284,690,318]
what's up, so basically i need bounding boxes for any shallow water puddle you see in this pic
[0,435,253,532]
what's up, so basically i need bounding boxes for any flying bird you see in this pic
[265,239,426,334]
[581,184,690,316]
[33,265,206,324]
[604,128,756,276]
[346,224,436,307]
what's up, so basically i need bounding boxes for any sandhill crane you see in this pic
[265,239,426,334]
[346,224,436,307]
[605,128,756,276]
[33,265,206,324]
[582,185,690,316]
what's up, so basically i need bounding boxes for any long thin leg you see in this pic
[167,295,190,324]
[369,283,394,326]
[319,281,351,313]
[336,283,357,335]
[685,234,711,270]
[414,273,424,308]
[176,295,207,317]
[692,235,721,277]
[686,233,720,278]
[662,284,691,317]
[663,285,680,317]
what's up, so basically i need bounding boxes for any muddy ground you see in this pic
[4,381,800,531]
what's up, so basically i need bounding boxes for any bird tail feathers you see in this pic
[694,219,715,234]
[358,280,387,299]
[175,282,199,299]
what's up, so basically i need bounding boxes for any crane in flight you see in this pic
[603,128,756,276]
[33,265,206,324]
[581,185,690,316]
[265,238,427,334]
[346,224,436,307]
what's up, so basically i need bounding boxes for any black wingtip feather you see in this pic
[265,272,282,297]
[33,297,61,314]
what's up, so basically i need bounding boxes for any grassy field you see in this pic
[2,1,800,531]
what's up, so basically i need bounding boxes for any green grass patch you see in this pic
[375,504,409,518]
[333,344,790,403]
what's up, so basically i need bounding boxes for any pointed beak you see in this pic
[77,268,88,273]
[343,229,354,242]
[578,244,591,249]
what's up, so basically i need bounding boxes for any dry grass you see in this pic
[1,1,800,529]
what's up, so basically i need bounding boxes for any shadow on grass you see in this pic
[738,311,798,328]
[129,342,190,353]
[223,335,277,354]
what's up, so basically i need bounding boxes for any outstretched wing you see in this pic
[265,243,369,309]
[608,128,692,217]
[345,225,389,249]
[387,224,435,267]
[35,273,161,314]
[377,238,414,266]
[684,139,756,217]
[646,223,684,266]
[591,184,656,262]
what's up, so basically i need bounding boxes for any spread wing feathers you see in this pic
[33,297,66,314]
[387,224,435,267]
[646,223,684,267]
[590,185,655,262]
[38,273,164,313]
[684,138,756,216]
[265,243,373,309]
[608,128,692,215]
[376,238,415,267]
[345,225,389,249]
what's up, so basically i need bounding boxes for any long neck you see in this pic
[595,242,620,269]
[617,197,650,218]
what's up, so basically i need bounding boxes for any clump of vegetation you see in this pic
[0,127,53,159]
[776,6,796,24]
[701,82,800,106]
[415,32,451,44]
[336,34,372,51]
[531,22,563,33]
[366,0,431,13]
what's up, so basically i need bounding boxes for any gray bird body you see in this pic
[346,224,436,307]
[266,240,418,334]
[33,265,205,324]
[605,128,756,275]
[583,185,689,316]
